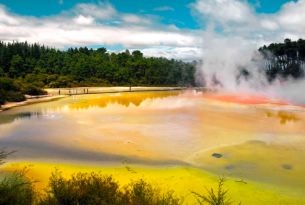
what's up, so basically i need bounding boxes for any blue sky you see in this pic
[0,0,303,61]
[0,0,295,28]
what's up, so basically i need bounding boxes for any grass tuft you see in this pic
[191,175,240,205]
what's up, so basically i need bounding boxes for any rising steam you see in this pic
[195,28,305,105]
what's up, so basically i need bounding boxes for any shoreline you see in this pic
[0,95,66,112]
[0,87,185,112]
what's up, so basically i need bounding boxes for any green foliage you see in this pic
[0,76,48,106]
[0,89,6,105]
[9,55,24,78]
[37,170,184,205]
[0,41,196,87]
[259,38,305,81]
[191,176,239,205]
[5,91,26,102]
[0,67,4,77]
[0,77,27,106]
[22,84,47,96]
[0,168,36,205]
[0,77,18,91]
[0,149,33,205]
[121,179,184,205]
[41,170,121,205]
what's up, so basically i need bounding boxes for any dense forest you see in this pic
[0,41,197,107]
[0,41,196,87]
[258,38,305,81]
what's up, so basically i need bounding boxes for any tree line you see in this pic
[1,39,304,107]
[258,38,305,81]
[0,41,196,88]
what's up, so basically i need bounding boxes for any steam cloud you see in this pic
[195,27,305,106]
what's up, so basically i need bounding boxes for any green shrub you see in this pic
[37,170,184,205]
[0,77,18,91]
[0,89,26,105]
[22,84,47,95]
[0,168,36,205]
[0,149,34,205]
[0,77,27,105]
[121,179,184,205]
[0,68,5,77]
[6,91,26,102]
[0,89,6,105]
[41,170,121,205]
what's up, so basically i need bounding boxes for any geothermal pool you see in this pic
[1,90,305,204]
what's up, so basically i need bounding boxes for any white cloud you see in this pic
[0,6,20,25]
[73,2,117,20]
[59,0,63,5]
[190,0,256,25]
[140,47,203,61]
[153,6,174,11]
[277,0,305,31]
[0,3,201,61]
[260,19,279,31]
[74,15,95,25]
[191,0,305,46]
[121,14,151,24]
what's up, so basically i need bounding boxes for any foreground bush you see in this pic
[0,168,240,205]
[0,149,35,205]
[0,149,237,205]
[37,170,184,205]
[0,168,36,205]
[121,179,183,205]
[38,170,121,205]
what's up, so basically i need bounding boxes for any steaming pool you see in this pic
[1,90,305,204]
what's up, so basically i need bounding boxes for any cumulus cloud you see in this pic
[260,19,279,31]
[73,2,117,20]
[140,47,203,61]
[191,0,305,43]
[191,0,256,24]
[153,6,174,11]
[0,2,201,61]
[0,6,20,26]
[74,15,95,25]
[121,14,151,24]
[277,0,305,32]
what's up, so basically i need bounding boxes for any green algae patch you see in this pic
[3,162,305,205]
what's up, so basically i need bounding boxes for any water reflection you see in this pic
[0,112,40,125]
[0,91,182,125]
[68,91,181,110]
[266,111,299,124]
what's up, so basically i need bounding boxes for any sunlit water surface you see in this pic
[1,90,305,204]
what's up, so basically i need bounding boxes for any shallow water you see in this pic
[1,90,305,204]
